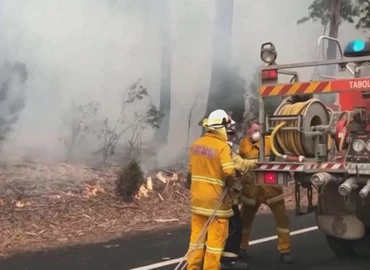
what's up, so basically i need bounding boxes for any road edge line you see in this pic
[127,226,318,270]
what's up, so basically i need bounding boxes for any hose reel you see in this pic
[270,98,331,161]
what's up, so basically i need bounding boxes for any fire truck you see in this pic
[255,36,370,258]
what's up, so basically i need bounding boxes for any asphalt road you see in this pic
[0,211,369,270]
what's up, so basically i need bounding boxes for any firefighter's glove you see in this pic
[232,153,258,172]
[232,178,243,192]
[229,178,242,201]
[225,174,235,187]
[186,172,191,189]
[250,159,258,169]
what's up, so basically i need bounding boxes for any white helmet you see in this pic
[206,109,230,128]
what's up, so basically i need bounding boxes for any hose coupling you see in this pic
[359,179,370,199]
[338,177,357,196]
[311,172,332,186]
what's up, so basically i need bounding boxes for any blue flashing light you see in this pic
[344,40,370,57]
[350,40,365,51]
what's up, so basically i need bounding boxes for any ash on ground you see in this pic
[0,161,313,258]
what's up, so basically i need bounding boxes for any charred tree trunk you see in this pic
[153,0,172,145]
[204,0,234,117]
[320,0,340,104]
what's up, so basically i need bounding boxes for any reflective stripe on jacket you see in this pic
[189,131,235,218]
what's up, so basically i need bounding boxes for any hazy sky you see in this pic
[0,0,366,165]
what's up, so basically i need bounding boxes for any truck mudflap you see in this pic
[316,214,366,240]
[356,197,370,227]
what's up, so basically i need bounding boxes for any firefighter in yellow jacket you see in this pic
[220,119,257,270]
[239,118,293,263]
[187,109,236,270]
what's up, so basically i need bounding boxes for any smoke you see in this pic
[0,0,366,167]
[0,0,158,163]
[163,0,326,165]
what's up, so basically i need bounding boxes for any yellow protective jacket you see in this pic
[228,148,258,204]
[231,150,257,172]
[189,131,235,218]
[239,136,284,206]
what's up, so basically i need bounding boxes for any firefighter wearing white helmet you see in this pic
[187,109,236,270]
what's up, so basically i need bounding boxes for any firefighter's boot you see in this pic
[238,249,248,259]
[221,260,249,270]
[280,252,293,264]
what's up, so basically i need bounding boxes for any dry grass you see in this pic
[0,162,315,258]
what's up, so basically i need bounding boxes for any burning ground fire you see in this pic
[0,162,190,258]
[0,161,311,258]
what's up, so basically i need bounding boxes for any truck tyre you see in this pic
[353,227,370,259]
[325,234,356,258]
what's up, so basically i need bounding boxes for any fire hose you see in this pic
[270,98,333,162]
[337,111,351,152]
[173,187,229,270]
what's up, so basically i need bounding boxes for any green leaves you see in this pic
[297,0,360,26]
[355,0,370,29]
[144,104,164,129]
[297,17,310,24]
[297,0,330,25]
[98,78,164,162]
[124,78,149,104]
[340,0,359,23]
[116,159,145,203]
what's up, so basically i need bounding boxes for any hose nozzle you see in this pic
[338,177,357,196]
[359,180,370,199]
[311,172,332,186]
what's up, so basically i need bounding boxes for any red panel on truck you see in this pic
[339,92,365,111]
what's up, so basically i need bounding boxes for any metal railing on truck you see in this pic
[258,43,370,162]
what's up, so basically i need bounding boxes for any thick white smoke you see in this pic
[0,0,365,166]
[0,0,159,162]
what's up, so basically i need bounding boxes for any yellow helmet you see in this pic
[202,118,208,127]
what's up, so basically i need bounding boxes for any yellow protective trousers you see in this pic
[240,200,291,254]
[187,214,229,270]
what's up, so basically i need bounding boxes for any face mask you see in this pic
[251,131,260,142]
